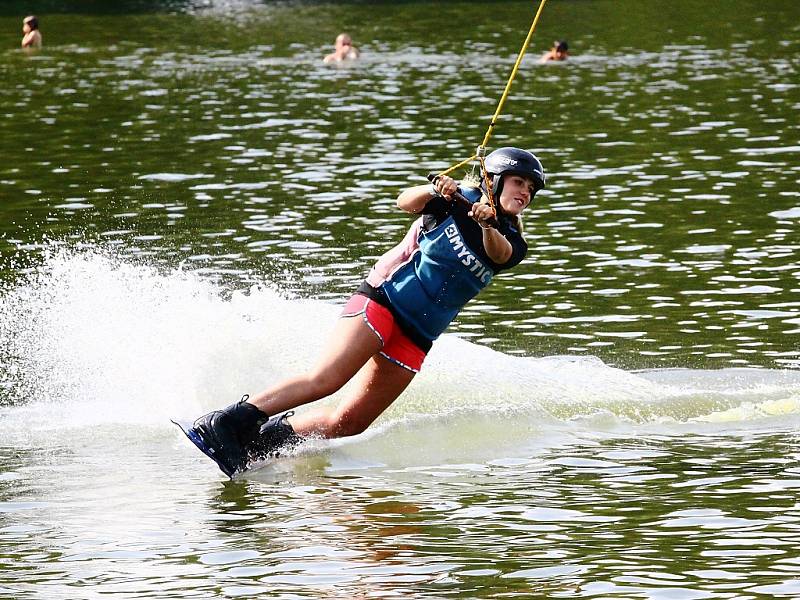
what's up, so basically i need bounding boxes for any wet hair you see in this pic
[24,16,39,30]
[556,40,568,52]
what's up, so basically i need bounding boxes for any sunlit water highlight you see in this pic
[1,0,800,597]
[2,249,800,598]
[1,4,799,368]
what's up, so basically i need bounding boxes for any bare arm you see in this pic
[396,175,458,214]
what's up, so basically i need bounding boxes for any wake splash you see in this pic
[1,247,799,447]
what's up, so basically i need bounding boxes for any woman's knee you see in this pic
[332,416,369,438]
[310,411,368,438]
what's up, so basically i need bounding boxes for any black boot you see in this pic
[246,411,302,463]
[192,395,270,476]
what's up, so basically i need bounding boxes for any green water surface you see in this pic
[1,0,798,369]
[1,1,800,598]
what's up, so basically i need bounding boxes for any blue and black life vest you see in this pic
[359,186,528,350]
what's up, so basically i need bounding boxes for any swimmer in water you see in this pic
[539,40,569,63]
[324,33,360,63]
[21,16,42,49]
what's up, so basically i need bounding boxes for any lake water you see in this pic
[1,1,799,597]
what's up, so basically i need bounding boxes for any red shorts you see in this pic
[341,294,427,373]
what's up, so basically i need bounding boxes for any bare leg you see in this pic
[246,315,383,417]
[288,354,416,438]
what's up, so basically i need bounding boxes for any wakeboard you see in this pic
[171,419,236,478]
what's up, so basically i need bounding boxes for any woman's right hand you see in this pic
[397,175,458,214]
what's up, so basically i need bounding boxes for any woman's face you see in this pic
[498,174,536,215]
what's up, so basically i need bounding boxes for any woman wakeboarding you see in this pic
[179,0,552,477]
[183,147,546,476]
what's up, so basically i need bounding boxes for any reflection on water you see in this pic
[0,244,798,597]
[3,420,800,598]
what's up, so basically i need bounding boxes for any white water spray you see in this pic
[1,247,798,450]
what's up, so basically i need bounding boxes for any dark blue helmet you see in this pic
[484,147,546,199]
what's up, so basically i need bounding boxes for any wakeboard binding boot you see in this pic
[191,395,270,477]
[246,411,302,463]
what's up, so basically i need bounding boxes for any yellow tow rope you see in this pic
[436,0,548,212]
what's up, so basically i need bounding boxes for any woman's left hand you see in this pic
[468,202,496,229]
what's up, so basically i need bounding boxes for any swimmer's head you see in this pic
[23,16,39,31]
[335,33,353,48]
[553,40,569,60]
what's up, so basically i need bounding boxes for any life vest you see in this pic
[381,211,496,342]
